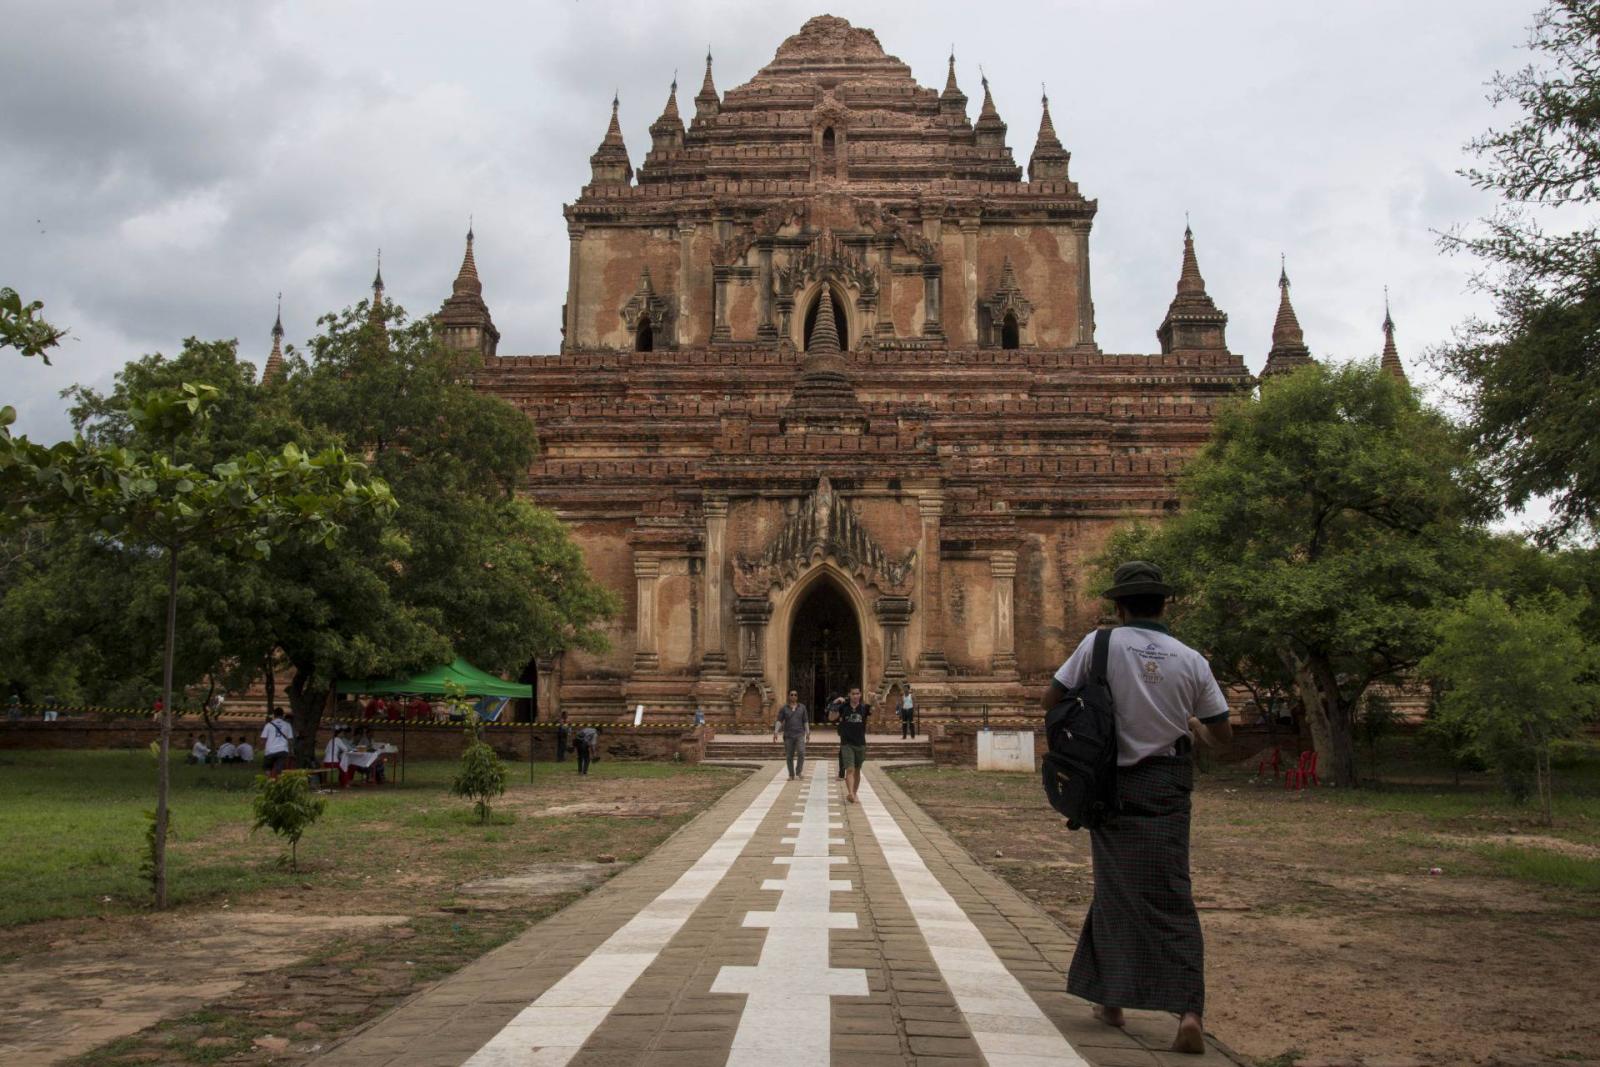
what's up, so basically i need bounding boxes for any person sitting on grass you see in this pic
[235,737,253,764]
[217,736,237,763]
[186,734,210,764]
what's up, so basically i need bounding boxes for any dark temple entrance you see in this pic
[787,580,862,724]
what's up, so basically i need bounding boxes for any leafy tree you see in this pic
[1421,589,1600,824]
[1109,361,1481,786]
[264,300,616,764]
[446,682,508,823]
[251,770,327,869]
[1436,0,1600,542]
[0,287,64,363]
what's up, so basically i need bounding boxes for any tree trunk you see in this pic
[263,653,276,717]
[154,545,179,909]
[1284,650,1359,787]
[287,669,328,770]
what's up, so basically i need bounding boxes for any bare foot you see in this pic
[1171,1012,1204,1054]
[1092,1005,1124,1028]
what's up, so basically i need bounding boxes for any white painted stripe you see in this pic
[855,773,1092,1067]
[715,763,867,1065]
[463,764,789,1067]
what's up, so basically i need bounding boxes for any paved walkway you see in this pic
[320,762,1243,1067]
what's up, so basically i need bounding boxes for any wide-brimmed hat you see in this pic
[1101,560,1173,600]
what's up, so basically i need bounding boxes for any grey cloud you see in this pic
[1,0,1545,445]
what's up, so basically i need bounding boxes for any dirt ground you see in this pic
[890,764,1600,1067]
[0,763,745,1067]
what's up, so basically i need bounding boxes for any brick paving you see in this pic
[317,762,1245,1066]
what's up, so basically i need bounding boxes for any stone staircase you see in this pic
[703,734,932,762]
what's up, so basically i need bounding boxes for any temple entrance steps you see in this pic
[704,732,931,763]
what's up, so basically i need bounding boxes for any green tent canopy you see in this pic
[336,658,530,699]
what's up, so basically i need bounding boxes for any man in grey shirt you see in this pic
[773,689,810,780]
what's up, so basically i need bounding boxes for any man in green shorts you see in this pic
[836,685,871,804]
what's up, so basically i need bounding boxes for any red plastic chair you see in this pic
[1285,750,1320,790]
[1257,747,1284,780]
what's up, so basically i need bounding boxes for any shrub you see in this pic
[251,771,326,870]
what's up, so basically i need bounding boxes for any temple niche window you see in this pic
[803,287,849,351]
[979,257,1034,349]
[620,267,674,351]
[822,127,836,166]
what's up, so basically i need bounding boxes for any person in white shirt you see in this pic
[323,725,353,788]
[217,737,238,762]
[1041,561,1232,1056]
[186,734,210,764]
[260,708,294,778]
[235,738,254,763]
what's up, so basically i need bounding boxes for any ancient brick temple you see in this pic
[427,15,1271,727]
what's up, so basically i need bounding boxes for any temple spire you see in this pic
[262,293,285,385]
[366,249,389,347]
[1178,223,1204,294]
[694,49,720,124]
[650,75,686,153]
[974,70,1008,148]
[939,47,969,127]
[808,298,841,354]
[785,292,865,433]
[1027,86,1070,181]
[439,224,500,357]
[453,223,481,296]
[1380,289,1407,383]
[589,94,633,186]
[1157,222,1229,354]
[1272,259,1304,348]
[1261,256,1315,380]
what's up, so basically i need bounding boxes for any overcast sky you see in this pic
[3,0,1539,447]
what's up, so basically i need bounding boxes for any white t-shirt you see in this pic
[324,736,350,764]
[261,718,293,756]
[217,742,237,759]
[236,742,254,761]
[1054,624,1229,766]
[191,741,210,760]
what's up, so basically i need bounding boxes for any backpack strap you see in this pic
[1090,626,1113,687]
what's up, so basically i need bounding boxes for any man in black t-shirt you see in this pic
[835,686,871,804]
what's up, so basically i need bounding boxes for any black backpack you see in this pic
[1041,627,1120,830]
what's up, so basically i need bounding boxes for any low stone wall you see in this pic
[0,718,712,764]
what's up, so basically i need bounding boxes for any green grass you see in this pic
[1476,844,1600,891]
[0,750,738,927]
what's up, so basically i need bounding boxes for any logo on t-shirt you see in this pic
[1141,659,1164,683]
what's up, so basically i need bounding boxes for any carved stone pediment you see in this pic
[854,202,937,262]
[620,268,675,340]
[777,228,879,300]
[734,476,915,597]
[978,257,1033,346]
[712,203,804,266]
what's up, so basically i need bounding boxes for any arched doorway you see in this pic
[1001,312,1020,350]
[803,288,849,351]
[786,578,862,724]
[635,317,654,352]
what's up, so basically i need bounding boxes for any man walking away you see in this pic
[836,686,871,804]
[575,724,598,775]
[1041,561,1232,1055]
[261,708,294,779]
[774,689,810,780]
[556,711,571,762]
[899,684,916,739]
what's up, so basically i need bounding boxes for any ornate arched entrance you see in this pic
[785,577,863,723]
